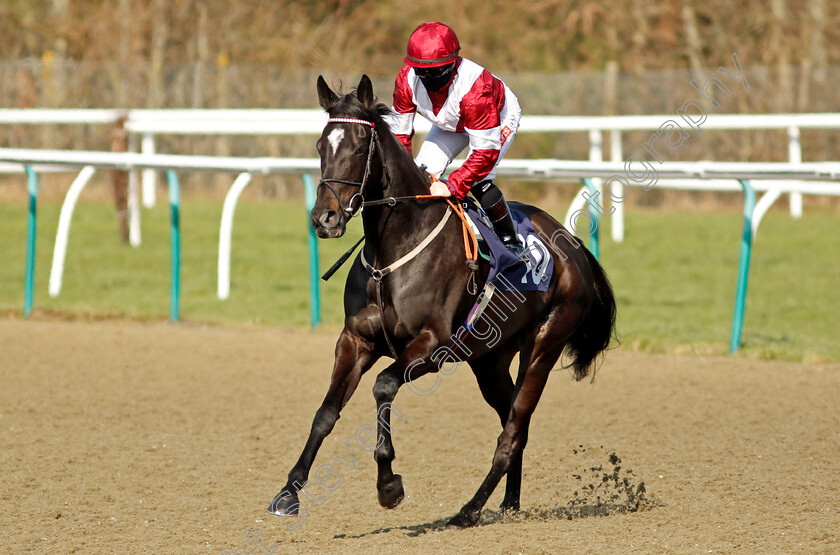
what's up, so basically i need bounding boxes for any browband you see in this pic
[327,117,375,127]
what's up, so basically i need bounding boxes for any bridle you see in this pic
[318,116,448,217]
[318,117,380,218]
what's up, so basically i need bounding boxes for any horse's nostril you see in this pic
[319,210,337,227]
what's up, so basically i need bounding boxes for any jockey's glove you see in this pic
[430,180,452,197]
[418,163,452,197]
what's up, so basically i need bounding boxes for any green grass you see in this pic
[1,197,837,363]
[0,197,364,328]
[597,210,840,362]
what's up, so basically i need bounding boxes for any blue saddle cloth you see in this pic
[462,198,554,292]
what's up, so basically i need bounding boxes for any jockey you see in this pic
[388,22,527,260]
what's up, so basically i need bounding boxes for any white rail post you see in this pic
[587,129,603,244]
[49,166,96,297]
[588,128,603,190]
[217,172,253,300]
[564,186,589,231]
[128,130,139,206]
[141,132,157,207]
[788,126,803,218]
[126,131,141,245]
[751,188,782,239]
[610,129,624,242]
[128,168,141,247]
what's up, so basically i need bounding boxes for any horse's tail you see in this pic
[565,247,617,381]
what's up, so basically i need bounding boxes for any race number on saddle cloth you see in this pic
[461,197,554,293]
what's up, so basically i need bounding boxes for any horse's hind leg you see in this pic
[468,342,523,512]
[447,330,567,529]
[268,329,378,516]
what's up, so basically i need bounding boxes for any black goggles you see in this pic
[414,63,455,79]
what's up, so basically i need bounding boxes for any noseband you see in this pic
[319,117,380,217]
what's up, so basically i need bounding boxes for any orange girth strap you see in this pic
[412,192,478,264]
[445,198,478,263]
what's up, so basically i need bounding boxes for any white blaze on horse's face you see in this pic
[327,128,345,157]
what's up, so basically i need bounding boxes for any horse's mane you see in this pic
[322,85,391,123]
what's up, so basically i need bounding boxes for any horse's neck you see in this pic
[362,137,447,259]
[380,132,429,200]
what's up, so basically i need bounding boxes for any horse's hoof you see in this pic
[445,509,480,530]
[500,500,520,513]
[377,475,405,509]
[267,490,299,517]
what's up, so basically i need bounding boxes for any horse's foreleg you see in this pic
[371,328,440,509]
[268,329,378,516]
[447,335,563,529]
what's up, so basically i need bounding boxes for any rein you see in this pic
[360,209,453,282]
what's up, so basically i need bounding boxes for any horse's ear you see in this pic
[317,76,338,110]
[357,74,375,108]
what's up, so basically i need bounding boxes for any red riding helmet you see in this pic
[404,22,460,68]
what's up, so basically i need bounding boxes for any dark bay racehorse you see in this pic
[269,75,616,529]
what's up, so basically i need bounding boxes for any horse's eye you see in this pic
[315,139,323,153]
[355,145,367,156]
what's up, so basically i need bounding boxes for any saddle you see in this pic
[457,197,554,332]
[460,197,553,293]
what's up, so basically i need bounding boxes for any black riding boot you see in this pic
[471,180,529,262]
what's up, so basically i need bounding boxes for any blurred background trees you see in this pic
[1,0,837,107]
[1,0,836,72]
[1,0,838,198]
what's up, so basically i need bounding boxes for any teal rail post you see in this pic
[165,171,181,322]
[581,177,600,259]
[23,166,38,317]
[730,179,756,353]
[302,174,321,328]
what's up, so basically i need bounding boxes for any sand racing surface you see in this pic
[1,319,838,553]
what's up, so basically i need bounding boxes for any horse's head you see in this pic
[310,74,386,238]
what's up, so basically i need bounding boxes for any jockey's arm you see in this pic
[389,108,415,154]
[389,66,417,154]
[444,77,503,199]
[444,143,499,199]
